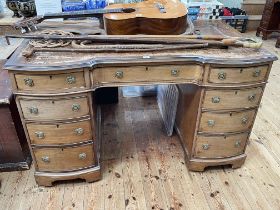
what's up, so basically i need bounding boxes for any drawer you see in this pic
[93,65,202,84]
[15,71,86,92]
[19,95,90,121]
[194,132,249,159]
[199,109,256,133]
[27,119,93,145]
[202,87,263,110]
[208,65,269,84]
[33,143,95,172]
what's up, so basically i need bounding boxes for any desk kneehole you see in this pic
[91,65,203,85]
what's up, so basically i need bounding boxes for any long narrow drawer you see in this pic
[199,109,256,133]
[27,119,93,145]
[93,65,203,84]
[208,65,269,84]
[33,142,95,172]
[19,95,90,121]
[15,71,86,92]
[202,87,263,110]
[194,132,249,159]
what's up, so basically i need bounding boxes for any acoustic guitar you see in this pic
[104,0,188,35]
[14,0,187,35]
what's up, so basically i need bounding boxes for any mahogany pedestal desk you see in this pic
[4,21,277,186]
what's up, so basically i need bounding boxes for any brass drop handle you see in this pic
[115,71,124,79]
[29,107,38,114]
[208,120,215,127]
[248,94,256,102]
[218,72,226,80]
[72,104,81,112]
[202,144,209,150]
[24,78,34,87]
[35,131,45,139]
[253,69,261,77]
[74,128,84,135]
[212,96,221,103]
[66,75,76,84]
[171,69,180,77]
[241,117,248,125]
[79,153,87,160]
[42,156,50,163]
[235,140,242,148]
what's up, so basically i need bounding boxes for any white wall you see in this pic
[219,0,243,8]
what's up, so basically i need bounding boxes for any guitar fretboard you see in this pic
[43,8,125,19]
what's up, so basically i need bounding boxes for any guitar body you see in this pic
[104,0,188,35]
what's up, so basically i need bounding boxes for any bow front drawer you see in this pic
[19,95,90,121]
[208,65,269,84]
[27,119,93,145]
[194,132,249,158]
[199,109,256,133]
[92,65,203,84]
[33,143,95,172]
[14,71,86,92]
[202,87,263,110]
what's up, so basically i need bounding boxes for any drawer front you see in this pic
[202,87,263,110]
[194,133,249,158]
[208,65,268,84]
[19,96,89,120]
[27,119,93,145]
[93,65,202,84]
[33,143,95,172]
[15,72,86,92]
[199,109,256,133]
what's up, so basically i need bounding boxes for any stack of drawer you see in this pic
[190,64,269,171]
[10,70,100,186]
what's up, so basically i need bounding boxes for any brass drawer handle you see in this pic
[212,96,221,103]
[28,107,38,114]
[75,128,84,135]
[208,120,215,127]
[241,117,249,125]
[66,75,76,84]
[72,104,81,112]
[253,69,261,77]
[35,131,45,139]
[202,144,209,150]
[235,140,242,148]
[171,69,180,77]
[41,156,50,163]
[218,72,227,80]
[24,78,34,87]
[79,153,87,160]
[115,71,124,79]
[248,94,256,102]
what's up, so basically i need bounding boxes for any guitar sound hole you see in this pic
[122,8,136,13]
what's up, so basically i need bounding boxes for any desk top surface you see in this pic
[5,21,278,71]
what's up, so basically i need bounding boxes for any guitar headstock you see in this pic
[13,16,44,33]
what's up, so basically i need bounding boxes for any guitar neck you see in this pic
[43,8,124,20]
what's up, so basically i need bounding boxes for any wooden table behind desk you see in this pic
[0,60,31,171]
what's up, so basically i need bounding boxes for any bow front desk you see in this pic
[4,22,277,186]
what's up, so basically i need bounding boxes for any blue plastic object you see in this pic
[62,0,86,11]
[85,0,106,9]
[188,6,200,15]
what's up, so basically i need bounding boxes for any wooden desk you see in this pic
[4,21,277,186]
